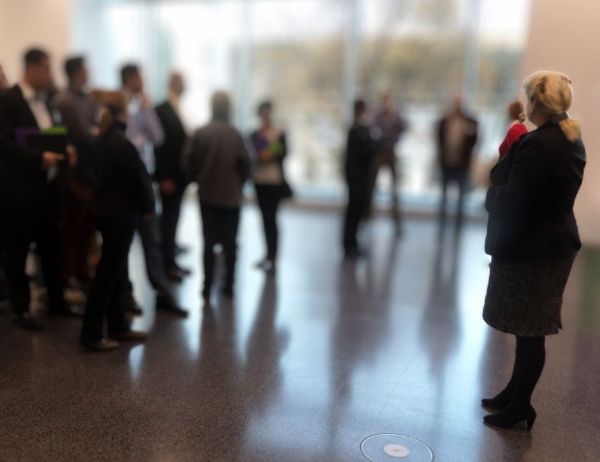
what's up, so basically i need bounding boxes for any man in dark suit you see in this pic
[436,97,478,230]
[0,48,74,330]
[155,72,190,281]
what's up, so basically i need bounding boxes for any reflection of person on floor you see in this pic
[368,92,407,233]
[249,100,292,274]
[184,91,251,301]
[436,96,478,231]
[499,100,528,160]
[343,100,375,258]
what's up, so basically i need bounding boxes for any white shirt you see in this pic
[19,81,53,129]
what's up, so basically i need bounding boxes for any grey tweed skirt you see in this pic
[483,257,575,337]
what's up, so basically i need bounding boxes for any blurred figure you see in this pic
[0,48,72,330]
[482,71,584,430]
[0,64,8,309]
[184,91,251,301]
[436,96,478,230]
[249,100,292,274]
[369,92,407,234]
[342,100,375,258]
[120,63,187,317]
[80,91,154,351]
[155,72,190,282]
[54,55,100,288]
[0,64,8,90]
[499,100,528,159]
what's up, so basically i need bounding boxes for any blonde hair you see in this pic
[91,90,128,135]
[508,100,525,123]
[523,71,581,141]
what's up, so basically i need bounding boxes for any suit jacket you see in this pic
[154,100,187,185]
[345,123,375,190]
[485,122,586,261]
[0,85,55,211]
[436,113,478,170]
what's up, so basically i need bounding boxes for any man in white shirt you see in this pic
[0,48,74,330]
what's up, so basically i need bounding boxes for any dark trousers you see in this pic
[1,202,66,317]
[81,215,134,343]
[200,203,240,290]
[160,185,185,269]
[125,213,171,299]
[255,184,282,261]
[439,167,469,229]
[368,149,401,224]
[343,182,369,251]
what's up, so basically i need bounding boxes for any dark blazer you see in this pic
[154,101,187,185]
[485,122,586,261]
[0,85,54,211]
[436,114,478,170]
[345,123,375,188]
[93,121,155,218]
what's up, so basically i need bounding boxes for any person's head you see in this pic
[507,100,525,123]
[451,95,463,115]
[23,48,53,92]
[0,64,8,91]
[64,55,89,90]
[523,70,580,140]
[381,91,395,112]
[93,90,129,134]
[353,99,368,122]
[257,100,273,126]
[169,72,185,98]
[211,91,232,122]
[120,63,143,94]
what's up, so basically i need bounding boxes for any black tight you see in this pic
[496,336,546,408]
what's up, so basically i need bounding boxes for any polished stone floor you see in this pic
[1,202,600,461]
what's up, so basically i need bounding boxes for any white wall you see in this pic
[521,0,600,246]
[0,0,71,87]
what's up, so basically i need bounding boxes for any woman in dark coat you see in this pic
[80,91,155,351]
[482,71,585,429]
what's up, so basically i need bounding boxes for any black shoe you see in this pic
[124,296,143,315]
[202,286,211,301]
[481,392,513,410]
[173,264,192,276]
[110,330,148,342]
[81,338,120,352]
[156,294,188,317]
[484,405,537,431]
[13,313,44,331]
[166,268,184,284]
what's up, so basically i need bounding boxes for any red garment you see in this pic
[499,123,528,159]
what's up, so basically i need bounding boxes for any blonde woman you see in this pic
[482,71,586,429]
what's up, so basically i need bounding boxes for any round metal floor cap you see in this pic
[361,434,434,461]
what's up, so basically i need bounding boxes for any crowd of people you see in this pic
[0,48,293,350]
[0,48,589,432]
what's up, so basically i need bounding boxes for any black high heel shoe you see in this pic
[483,405,537,431]
[481,392,512,410]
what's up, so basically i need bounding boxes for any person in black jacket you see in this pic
[0,48,74,330]
[436,97,478,230]
[342,100,375,258]
[80,91,155,351]
[0,63,9,309]
[155,72,190,281]
[481,71,585,430]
